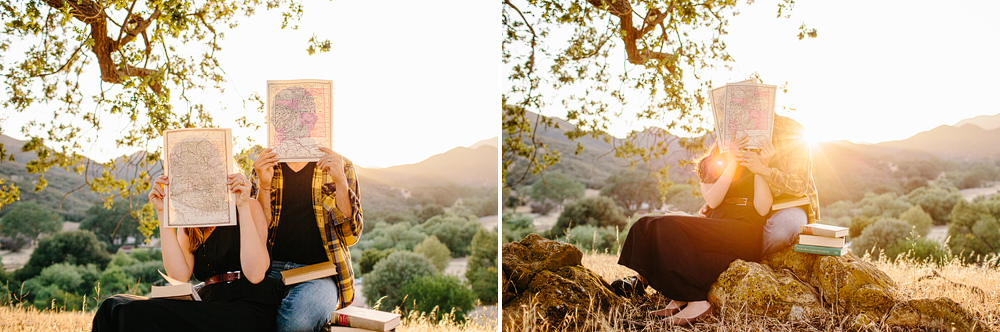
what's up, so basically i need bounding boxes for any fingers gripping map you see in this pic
[163,128,238,228]
[710,80,777,153]
[266,79,333,162]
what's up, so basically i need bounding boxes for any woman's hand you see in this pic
[228,173,252,207]
[148,175,169,213]
[253,148,278,189]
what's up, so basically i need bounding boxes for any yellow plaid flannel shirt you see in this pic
[251,159,364,309]
[769,115,820,223]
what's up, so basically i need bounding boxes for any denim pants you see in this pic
[761,207,808,257]
[267,261,340,332]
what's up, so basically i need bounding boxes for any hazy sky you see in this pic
[508,0,1000,145]
[1,0,498,169]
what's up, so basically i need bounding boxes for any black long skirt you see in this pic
[91,293,277,332]
[618,215,764,302]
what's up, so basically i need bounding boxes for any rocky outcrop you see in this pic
[502,234,621,330]
[710,246,991,331]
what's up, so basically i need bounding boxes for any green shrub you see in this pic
[121,260,164,287]
[15,230,110,281]
[363,251,436,310]
[79,200,143,253]
[417,214,483,257]
[502,212,534,243]
[365,221,428,252]
[128,247,162,262]
[98,264,135,295]
[946,199,1000,260]
[0,202,62,239]
[904,186,963,225]
[400,275,476,323]
[849,216,876,239]
[418,204,445,222]
[564,225,619,254]
[358,248,393,275]
[20,263,101,310]
[898,205,933,237]
[413,236,451,272]
[550,196,627,238]
[887,238,948,265]
[529,172,584,204]
[466,229,497,303]
[852,219,911,256]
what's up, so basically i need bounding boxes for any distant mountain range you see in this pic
[356,137,498,187]
[508,111,1000,204]
[0,134,497,219]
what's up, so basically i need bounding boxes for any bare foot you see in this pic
[664,301,712,326]
[649,300,687,316]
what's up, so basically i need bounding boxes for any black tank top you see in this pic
[707,166,768,224]
[191,218,279,305]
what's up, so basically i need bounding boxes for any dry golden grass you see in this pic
[0,303,497,332]
[0,305,92,332]
[565,252,1000,331]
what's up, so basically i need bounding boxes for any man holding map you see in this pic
[733,115,820,256]
[252,80,364,332]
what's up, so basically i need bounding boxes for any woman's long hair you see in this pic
[183,227,213,253]
[695,143,725,184]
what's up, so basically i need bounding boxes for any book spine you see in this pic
[334,314,384,332]
[794,244,844,256]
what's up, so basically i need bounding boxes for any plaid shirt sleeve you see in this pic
[321,160,363,246]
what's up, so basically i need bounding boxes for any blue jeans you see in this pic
[267,261,340,332]
[761,207,808,257]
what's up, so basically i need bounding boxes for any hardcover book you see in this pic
[794,244,848,256]
[798,234,846,248]
[800,223,849,238]
[331,306,401,332]
[281,261,338,286]
[150,270,201,301]
[771,196,811,211]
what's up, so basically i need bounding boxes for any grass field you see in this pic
[0,303,497,332]
[508,251,1000,331]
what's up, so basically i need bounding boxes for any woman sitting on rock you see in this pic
[91,173,279,332]
[615,138,772,326]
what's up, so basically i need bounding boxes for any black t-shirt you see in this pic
[270,162,328,265]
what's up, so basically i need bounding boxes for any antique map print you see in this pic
[713,81,776,153]
[266,79,333,161]
[163,128,237,227]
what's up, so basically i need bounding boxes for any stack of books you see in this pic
[329,306,401,332]
[794,223,849,256]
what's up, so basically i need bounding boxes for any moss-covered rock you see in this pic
[709,259,825,321]
[710,245,989,330]
[502,233,620,330]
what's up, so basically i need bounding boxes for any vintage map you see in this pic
[266,79,333,161]
[710,80,776,153]
[163,128,237,227]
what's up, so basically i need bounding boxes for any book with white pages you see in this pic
[798,234,846,248]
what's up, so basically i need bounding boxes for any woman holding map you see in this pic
[614,137,772,326]
[90,171,279,332]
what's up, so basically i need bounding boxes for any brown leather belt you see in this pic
[723,197,748,206]
[204,271,242,286]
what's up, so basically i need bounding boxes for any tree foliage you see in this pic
[528,172,584,204]
[599,170,662,216]
[413,235,451,273]
[466,228,498,303]
[80,200,144,252]
[501,211,535,243]
[851,218,911,257]
[0,201,62,239]
[416,213,483,257]
[903,185,962,225]
[502,0,815,188]
[947,198,1000,259]
[0,0,329,213]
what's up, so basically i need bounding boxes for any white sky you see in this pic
[1,0,499,169]
[507,0,1000,145]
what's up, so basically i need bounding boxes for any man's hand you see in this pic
[253,148,278,189]
[735,137,774,177]
[317,147,347,184]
